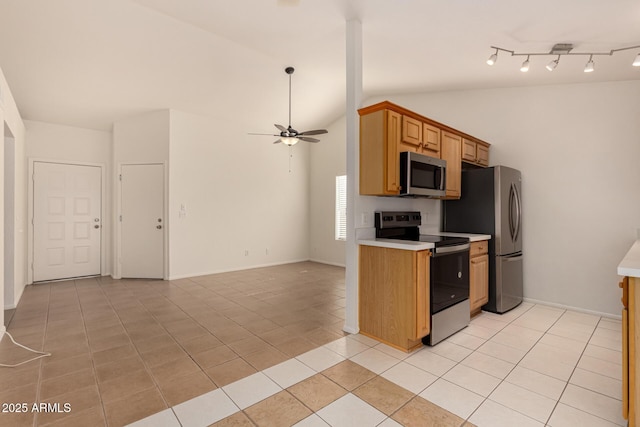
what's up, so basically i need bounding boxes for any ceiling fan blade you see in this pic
[299,137,320,143]
[273,139,282,144]
[274,124,287,133]
[298,129,328,136]
[248,133,279,136]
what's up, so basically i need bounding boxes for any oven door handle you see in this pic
[433,243,470,255]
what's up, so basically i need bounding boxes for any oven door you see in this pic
[431,247,470,314]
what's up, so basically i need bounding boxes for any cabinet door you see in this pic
[415,250,430,340]
[401,115,422,152]
[470,254,489,312]
[477,144,489,166]
[385,110,402,194]
[441,131,462,199]
[422,123,441,157]
[462,138,476,162]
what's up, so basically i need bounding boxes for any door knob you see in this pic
[156,225,162,229]
[94,225,100,229]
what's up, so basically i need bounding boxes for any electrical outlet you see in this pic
[265,248,269,255]
[244,250,249,256]
[361,212,369,226]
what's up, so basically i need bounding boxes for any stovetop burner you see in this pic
[374,211,469,247]
[417,234,470,247]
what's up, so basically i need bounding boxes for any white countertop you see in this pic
[358,232,491,252]
[618,240,640,278]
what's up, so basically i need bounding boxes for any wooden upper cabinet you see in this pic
[386,111,402,193]
[401,115,422,152]
[422,123,441,157]
[358,101,489,197]
[441,131,462,199]
[359,109,401,196]
[462,138,490,167]
[476,143,489,166]
[462,138,476,162]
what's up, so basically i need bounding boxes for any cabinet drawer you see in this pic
[470,241,488,257]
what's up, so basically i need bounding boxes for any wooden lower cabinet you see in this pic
[469,241,489,315]
[359,246,430,352]
[621,275,638,425]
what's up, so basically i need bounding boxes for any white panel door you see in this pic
[33,162,101,282]
[120,164,164,279]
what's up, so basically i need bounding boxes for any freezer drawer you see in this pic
[494,253,523,313]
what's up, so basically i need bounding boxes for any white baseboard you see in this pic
[0,326,6,343]
[309,258,346,268]
[167,258,313,281]
[342,325,359,334]
[523,298,621,320]
[4,303,16,310]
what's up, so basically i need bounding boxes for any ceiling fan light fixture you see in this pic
[633,52,640,66]
[280,136,299,146]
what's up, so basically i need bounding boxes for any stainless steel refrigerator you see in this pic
[443,166,523,313]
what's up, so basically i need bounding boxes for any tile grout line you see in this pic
[543,315,625,427]
[438,304,564,425]
[32,283,51,427]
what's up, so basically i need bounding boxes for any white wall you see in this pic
[0,66,26,323]
[309,116,347,266]
[168,110,310,279]
[358,80,640,316]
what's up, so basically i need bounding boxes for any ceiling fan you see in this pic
[250,67,328,146]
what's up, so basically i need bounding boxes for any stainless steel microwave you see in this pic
[399,151,446,197]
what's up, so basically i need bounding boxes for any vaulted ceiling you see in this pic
[0,0,639,132]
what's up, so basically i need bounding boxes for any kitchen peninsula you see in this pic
[358,231,490,352]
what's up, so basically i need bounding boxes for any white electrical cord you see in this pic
[0,331,51,367]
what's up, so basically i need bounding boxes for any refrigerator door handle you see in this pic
[513,183,522,243]
[504,254,523,262]
[508,184,515,241]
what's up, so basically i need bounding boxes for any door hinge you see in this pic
[119,174,122,181]
[119,215,122,222]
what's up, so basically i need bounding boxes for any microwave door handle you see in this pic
[437,165,445,190]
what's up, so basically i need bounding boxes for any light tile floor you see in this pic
[128,302,624,427]
[0,262,346,426]
[0,263,624,427]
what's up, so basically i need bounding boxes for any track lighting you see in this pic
[584,55,595,73]
[487,49,498,66]
[487,43,640,73]
[546,55,560,71]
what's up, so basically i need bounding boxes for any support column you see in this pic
[343,19,362,334]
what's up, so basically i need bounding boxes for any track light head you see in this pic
[546,55,560,71]
[486,49,498,66]
[633,53,640,67]
[520,56,530,72]
[584,55,595,73]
